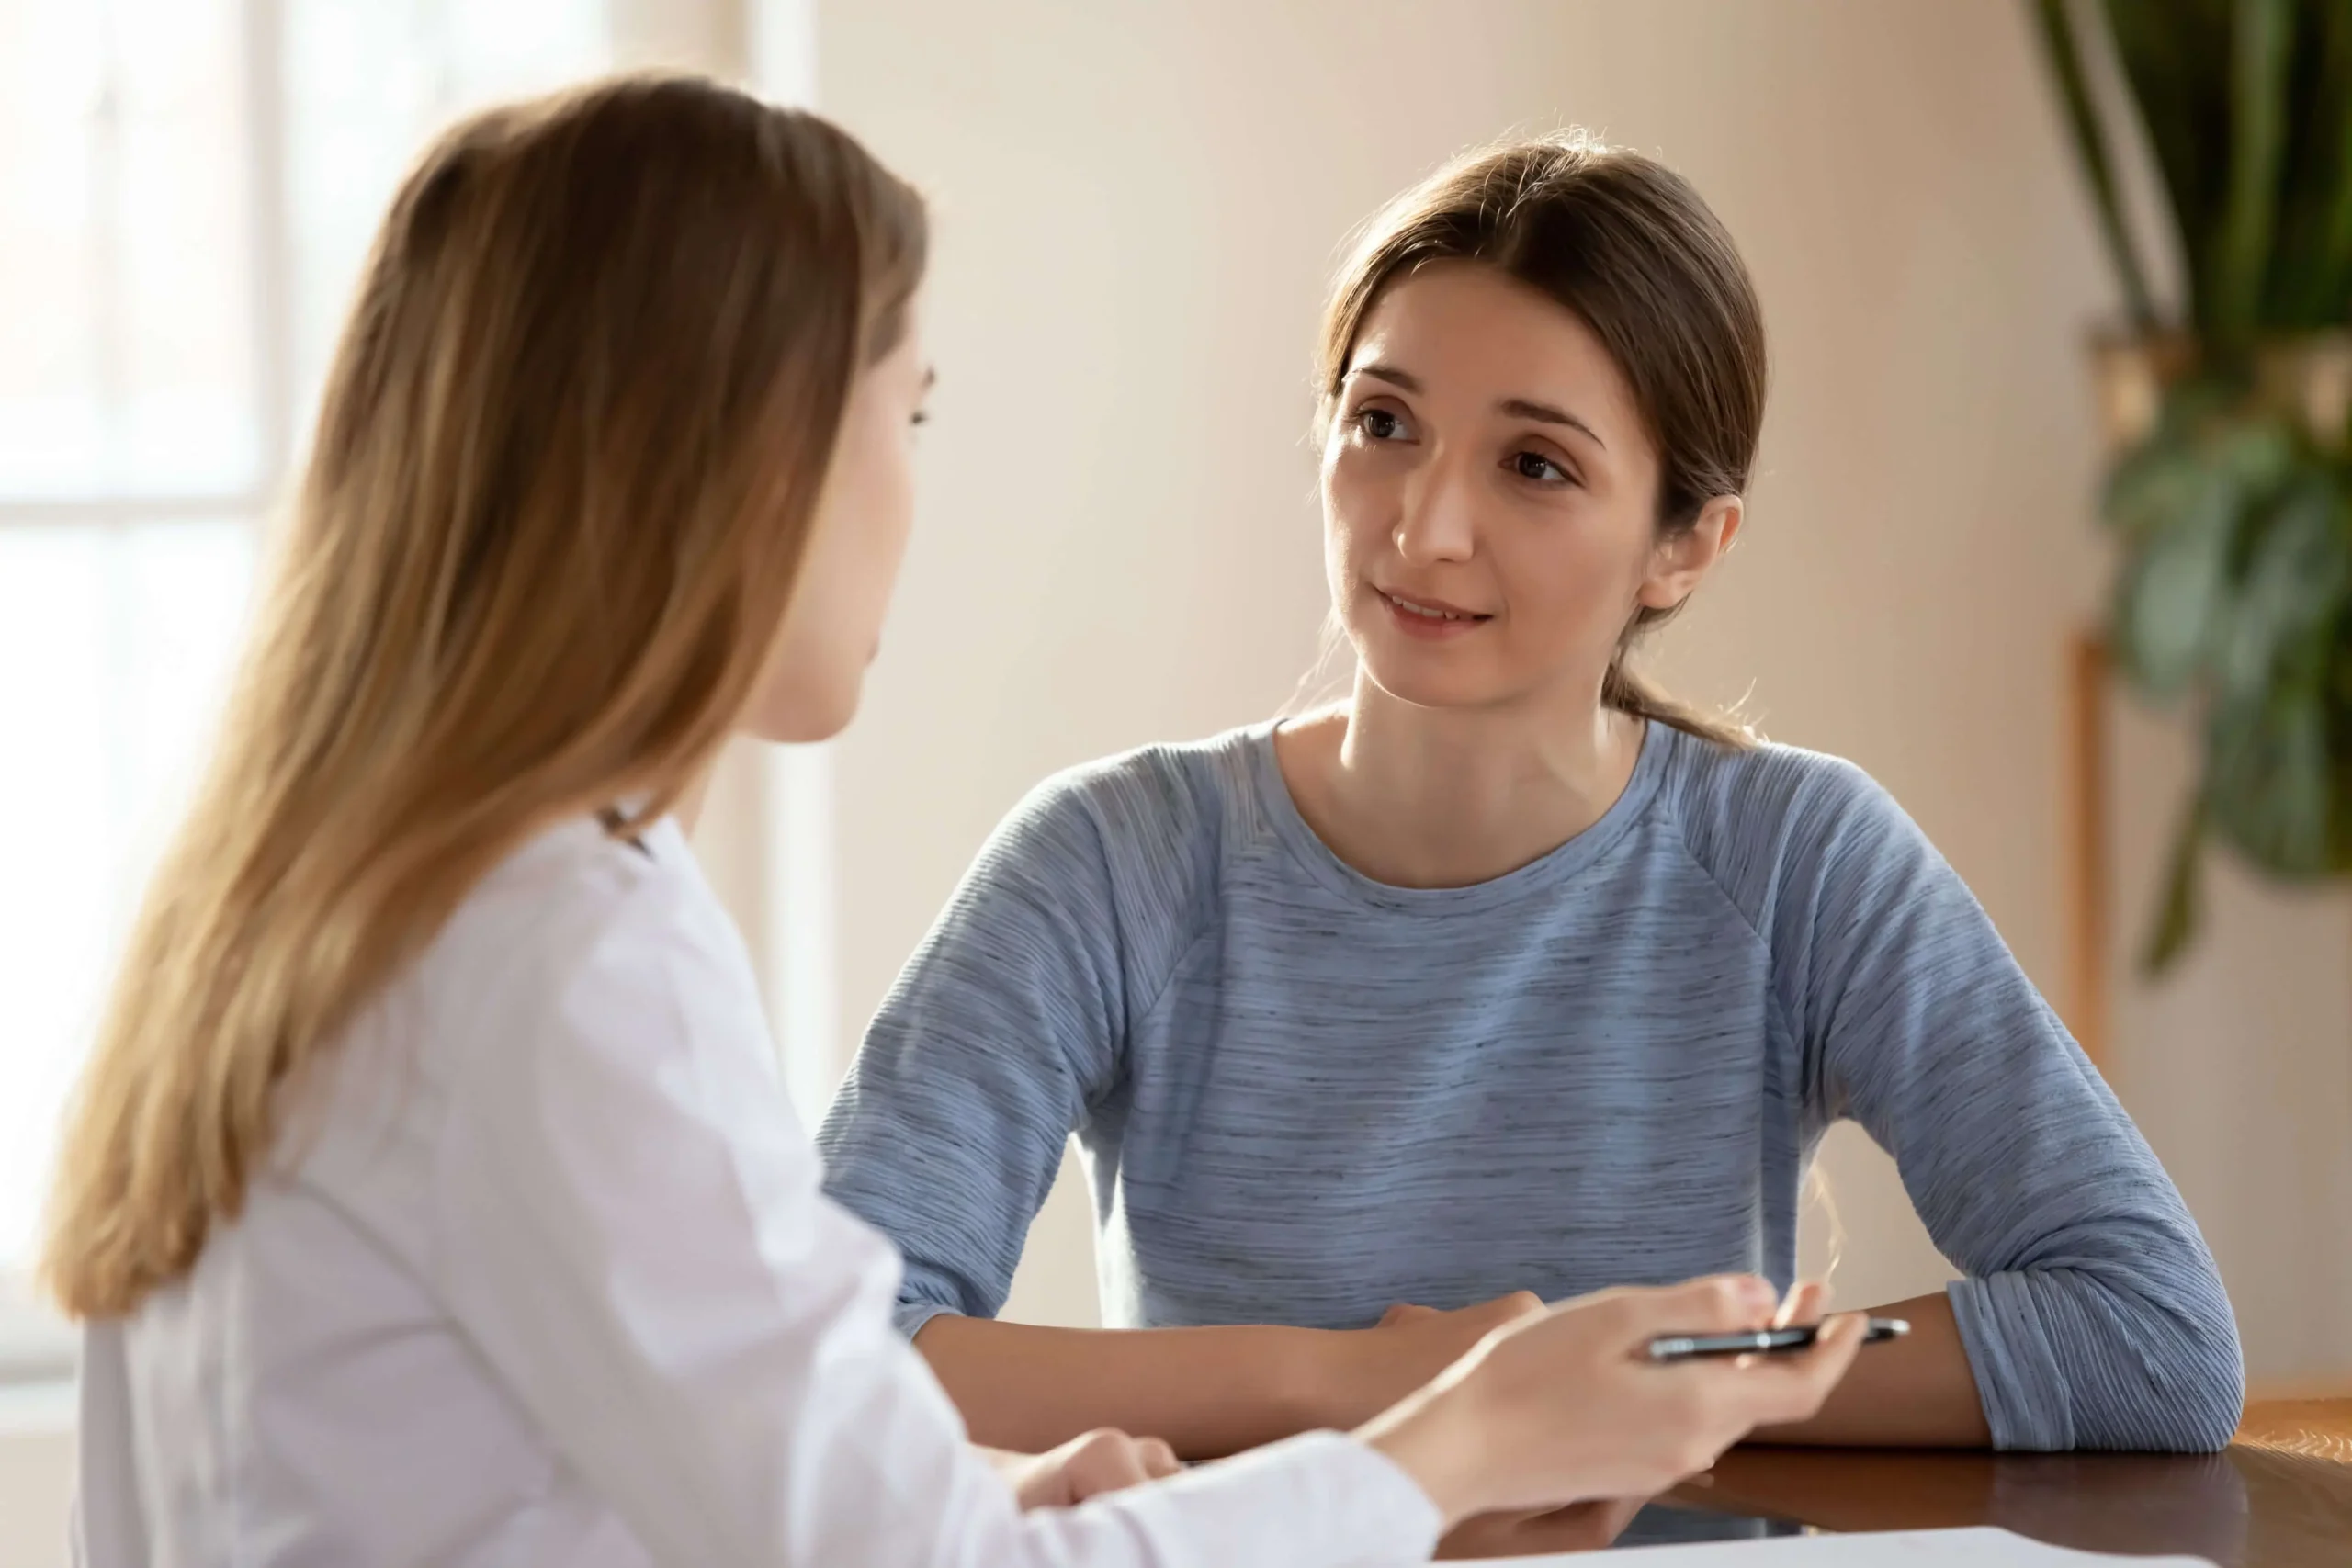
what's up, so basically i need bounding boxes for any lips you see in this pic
[1376,587,1492,624]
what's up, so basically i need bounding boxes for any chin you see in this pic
[1347,628,1508,713]
[1360,666,1503,711]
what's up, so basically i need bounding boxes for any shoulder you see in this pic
[1014,728,1254,844]
[310,818,754,1172]
[911,729,1262,1019]
[1656,731,1933,917]
[452,817,699,960]
[1661,730,1917,845]
[973,727,1258,905]
[419,820,752,1063]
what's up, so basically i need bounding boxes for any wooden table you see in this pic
[1657,1399,2352,1565]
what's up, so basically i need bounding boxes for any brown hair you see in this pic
[41,74,926,1318]
[1317,132,1762,747]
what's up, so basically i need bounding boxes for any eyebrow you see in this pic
[1351,363,1606,451]
[1499,397,1605,450]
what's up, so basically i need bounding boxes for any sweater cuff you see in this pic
[1947,1273,2074,1451]
[893,1299,958,1342]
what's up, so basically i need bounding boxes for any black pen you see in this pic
[1645,1316,1910,1362]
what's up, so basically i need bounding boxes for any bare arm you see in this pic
[920,1284,1991,1459]
[917,1292,1548,1460]
[920,1318,1341,1458]
[1755,1292,1992,1448]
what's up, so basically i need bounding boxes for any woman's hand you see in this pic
[1358,1275,1863,1528]
[1323,1291,1549,1426]
[984,1427,1182,1510]
[1433,1496,1649,1559]
[1374,1296,1545,1337]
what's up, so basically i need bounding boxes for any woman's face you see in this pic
[743,301,931,743]
[1321,261,1736,716]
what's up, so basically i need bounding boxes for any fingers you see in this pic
[1630,1273,1780,1339]
[1434,1509,1549,1561]
[1054,1428,1182,1504]
[1800,1311,1868,1383]
[1435,1498,1647,1560]
[1381,1294,1537,1332]
[1469,1291,1548,1329]
[1071,1431,1148,1496]
[1727,1311,1868,1427]
[1773,1280,1832,1330]
[1592,1495,1649,1541]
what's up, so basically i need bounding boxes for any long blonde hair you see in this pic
[41,74,926,1320]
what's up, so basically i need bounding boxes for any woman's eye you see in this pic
[1354,407,1406,441]
[1510,449,1570,484]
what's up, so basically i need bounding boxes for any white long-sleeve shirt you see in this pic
[72,814,1442,1567]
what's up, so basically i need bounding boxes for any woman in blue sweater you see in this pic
[816,135,2244,1479]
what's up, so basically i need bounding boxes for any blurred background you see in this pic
[3,1,2347,1558]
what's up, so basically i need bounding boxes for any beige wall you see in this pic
[817,0,2351,1379]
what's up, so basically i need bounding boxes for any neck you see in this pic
[1278,671,1645,888]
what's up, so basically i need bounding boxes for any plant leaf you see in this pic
[2108,455,2249,698]
[2029,0,2157,325]
[2211,0,2294,347]
[2102,434,2207,540]
[2142,793,2207,975]
[2204,647,2335,877]
[2216,472,2347,699]
[2102,0,2238,332]
[2312,0,2352,323]
[2103,397,2290,543]
[2261,0,2352,326]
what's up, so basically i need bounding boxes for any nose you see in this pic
[1393,447,1477,566]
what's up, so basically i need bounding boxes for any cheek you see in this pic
[827,412,915,619]
[741,640,835,744]
[876,449,916,585]
[1321,450,1391,564]
[737,480,893,746]
[740,581,855,744]
[1496,513,1650,643]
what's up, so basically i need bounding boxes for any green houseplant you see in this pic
[2030,0,2352,969]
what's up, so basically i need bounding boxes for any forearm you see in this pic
[1751,1292,1992,1448]
[917,1314,1371,1459]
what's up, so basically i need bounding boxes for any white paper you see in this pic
[1488,1525,2218,1567]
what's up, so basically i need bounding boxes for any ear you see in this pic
[1635,494,1743,612]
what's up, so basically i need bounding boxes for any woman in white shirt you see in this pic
[40,73,1863,1567]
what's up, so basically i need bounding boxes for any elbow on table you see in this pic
[2107,1295,2245,1455]
[2160,1334,2246,1455]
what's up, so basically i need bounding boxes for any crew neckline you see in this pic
[1241,717,1675,916]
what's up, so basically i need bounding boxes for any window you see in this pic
[0,0,614,1371]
